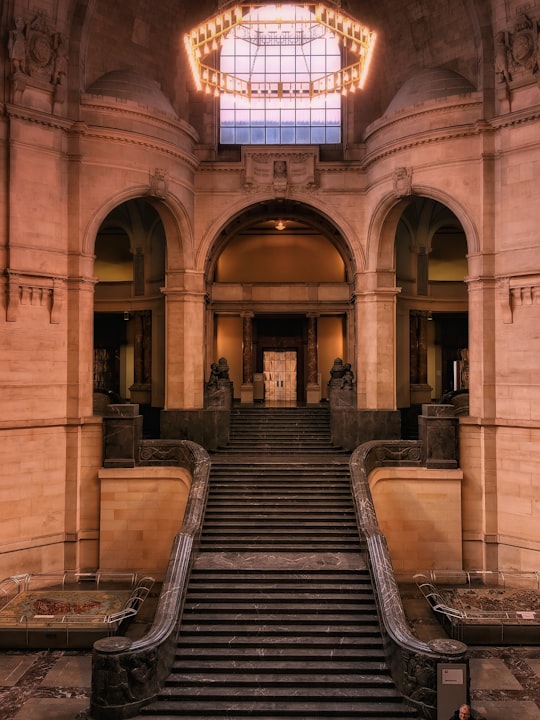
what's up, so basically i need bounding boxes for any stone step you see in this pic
[198,542,362,552]
[165,672,395,687]
[141,699,417,718]
[177,622,384,635]
[175,637,384,652]
[161,684,401,697]
[141,407,417,719]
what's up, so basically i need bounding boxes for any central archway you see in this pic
[206,200,355,403]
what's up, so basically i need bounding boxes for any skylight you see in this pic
[184,3,377,145]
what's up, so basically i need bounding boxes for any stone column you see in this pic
[306,313,321,404]
[410,310,432,405]
[130,310,152,405]
[162,274,206,409]
[353,278,399,409]
[240,311,254,404]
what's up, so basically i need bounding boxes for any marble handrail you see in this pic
[89,440,210,720]
[349,440,468,720]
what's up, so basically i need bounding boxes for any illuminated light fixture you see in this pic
[184,2,377,99]
[275,220,287,231]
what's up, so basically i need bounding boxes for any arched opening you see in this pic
[395,198,469,435]
[93,198,166,434]
[207,201,353,404]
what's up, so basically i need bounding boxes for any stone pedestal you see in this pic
[129,383,151,404]
[306,382,321,405]
[418,404,459,469]
[410,383,432,405]
[240,382,254,404]
[103,404,143,468]
[204,383,232,410]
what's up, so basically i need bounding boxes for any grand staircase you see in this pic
[140,405,418,719]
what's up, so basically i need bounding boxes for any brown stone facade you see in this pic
[1,0,540,579]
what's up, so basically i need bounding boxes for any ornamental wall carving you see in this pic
[498,274,540,323]
[6,272,64,324]
[495,10,540,102]
[7,11,68,110]
[242,148,319,197]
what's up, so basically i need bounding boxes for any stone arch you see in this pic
[199,196,363,283]
[83,189,194,273]
[365,187,479,275]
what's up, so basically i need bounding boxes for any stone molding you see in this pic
[5,271,65,323]
[497,274,540,323]
[5,102,72,131]
[73,123,200,169]
[363,114,482,168]
[242,147,319,196]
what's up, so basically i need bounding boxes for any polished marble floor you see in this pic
[0,587,539,720]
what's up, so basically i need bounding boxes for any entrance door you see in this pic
[263,350,297,402]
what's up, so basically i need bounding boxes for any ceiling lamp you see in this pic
[274,220,287,231]
[184,3,377,99]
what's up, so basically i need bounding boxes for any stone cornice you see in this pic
[365,95,482,137]
[72,123,200,170]
[80,95,199,142]
[489,104,540,129]
[495,273,540,323]
[4,269,66,323]
[5,102,73,131]
[362,119,484,169]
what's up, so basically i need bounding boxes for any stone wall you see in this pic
[97,466,191,576]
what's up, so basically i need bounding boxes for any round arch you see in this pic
[201,197,361,406]
[199,197,363,282]
[366,189,474,414]
[365,187,480,274]
[82,188,194,272]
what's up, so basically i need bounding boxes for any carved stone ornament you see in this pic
[6,272,63,324]
[243,148,318,195]
[494,11,540,100]
[7,12,69,107]
[498,274,540,323]
[149,168,168,197]
[393,167,413,197]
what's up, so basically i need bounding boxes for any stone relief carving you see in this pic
[393,166,413,197]
[243,149,318,195]
[497,274,540,323]
[149,168,168,197]
[7,12,68,109]
[495,11,540,102]
[6,273,63,323]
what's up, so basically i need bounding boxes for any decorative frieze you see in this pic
[6,272,64,323]
[498,275,540,323]
[242,148,319,196]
